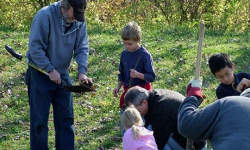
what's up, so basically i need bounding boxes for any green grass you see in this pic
[0,25,249,149]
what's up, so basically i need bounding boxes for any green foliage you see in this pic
[200,0,250,32]
[0,0,56,30]
[0,0,249,32]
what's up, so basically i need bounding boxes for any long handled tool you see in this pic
[194,22,205,80]
[5,45,96,93]
[186,22,205,150]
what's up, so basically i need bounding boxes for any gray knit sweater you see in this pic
[27,2,89,74]
[178,96,250,150]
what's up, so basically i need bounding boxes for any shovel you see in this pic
[5,45,96,93]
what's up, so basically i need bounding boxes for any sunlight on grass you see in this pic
[1,26,249,149]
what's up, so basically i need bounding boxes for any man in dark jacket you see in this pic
[124,86,205,150]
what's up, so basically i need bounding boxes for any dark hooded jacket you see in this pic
[144,89,205,150]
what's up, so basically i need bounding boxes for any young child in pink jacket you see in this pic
[122,106,158,150]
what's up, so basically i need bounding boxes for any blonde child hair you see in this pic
[122,106,144,140]
[121,21,141,41]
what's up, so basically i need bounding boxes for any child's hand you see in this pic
[130,69,138,78]
[113,88,119,97]
[237,78,250,92]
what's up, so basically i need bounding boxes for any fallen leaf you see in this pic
[110,136,122,141]
[98,146,105,150]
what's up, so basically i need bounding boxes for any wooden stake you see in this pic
[186,22,205,150]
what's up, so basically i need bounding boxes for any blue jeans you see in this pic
[163,134,185,150]
[120,109,125,136]
[26,67,74,150]
[163,136,207,150]
[147,125,206,150]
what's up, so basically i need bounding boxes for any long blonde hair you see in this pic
[122,106,144,140]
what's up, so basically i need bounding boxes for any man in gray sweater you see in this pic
[25,0,91,149]
[178,79,250,149]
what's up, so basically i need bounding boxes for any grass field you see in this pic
[0,24,249,149]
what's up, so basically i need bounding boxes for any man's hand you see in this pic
[188,78,202,88]
[237,78,250,92]
[78,73,93,85]
[186,78,203,98]
[49,69,61,84]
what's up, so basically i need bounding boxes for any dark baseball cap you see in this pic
[68,0,87,22]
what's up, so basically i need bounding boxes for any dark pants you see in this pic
[25,67,74,150]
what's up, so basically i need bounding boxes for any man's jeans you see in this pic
[147,125,206,150]
[26,67,74,150]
